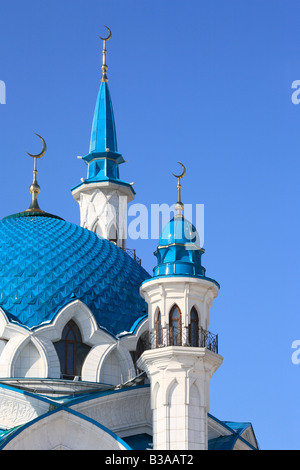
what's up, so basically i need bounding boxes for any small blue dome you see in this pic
[0,213,149,335]
[153,215,206,278]
[159,215,200,247]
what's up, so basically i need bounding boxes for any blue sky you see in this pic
[0,0,300,450]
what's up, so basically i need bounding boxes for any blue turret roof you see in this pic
[153,215,207,278]
[141,210,219,288]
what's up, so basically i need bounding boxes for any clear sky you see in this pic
[0,0,299,450]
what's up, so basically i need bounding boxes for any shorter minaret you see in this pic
[137,164,223,450]
[72,27,134,249]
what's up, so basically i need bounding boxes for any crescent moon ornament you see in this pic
[26,134,47,159]
[172,161,186,179]
[98,25,112,41]
[172,162,186,215]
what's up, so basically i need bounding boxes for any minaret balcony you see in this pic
[147,326,218,354]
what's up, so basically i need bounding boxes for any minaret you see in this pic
[137,164,223,450]
[72,27,134,249]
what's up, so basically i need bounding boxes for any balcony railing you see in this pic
[146,326,218,354]
[125,248,141,265]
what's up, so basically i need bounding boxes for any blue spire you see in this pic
[89,81,118,154]
[71,32,135,195]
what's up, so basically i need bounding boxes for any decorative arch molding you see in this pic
[151,381,160,410]
[118,316,149,353]
[96,343,135,385]
[0,301,117,380]
[167,301,184,322]
[92,216,106,239]
[0,307,9,338]
[169,304,182,346]
[189,377,204,407]
[0,307,29,340]
[0,408,130,450]
[164,377,185,407]
[83,343,116,383]
[35,300,113,346]
[0,335,50,378]
[189,377,206,407]
[188,304,200,322]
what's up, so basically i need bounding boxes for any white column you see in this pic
[137,276,223,450]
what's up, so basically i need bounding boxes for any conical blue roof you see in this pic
[0,213,149,334]
[71,80,134,195]
[89,81,117,154]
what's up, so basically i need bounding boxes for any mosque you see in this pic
[0,28,259,451]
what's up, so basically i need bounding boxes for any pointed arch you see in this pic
[188,382,203,449]
[99,344,133,385]
[155,308,162,347]
[0,408,130,450]
[92,218,106,240]
[169,304,182,346]
[94,224,103,238]
[151,381,161,410]
[13,337,46,378]
[189,306,199,347]
[108,221,117,244]
[54,319,91,380]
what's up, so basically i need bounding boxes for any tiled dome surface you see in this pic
[0,214,149,335]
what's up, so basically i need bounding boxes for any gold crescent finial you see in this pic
[26,133,47,159]
[98,26,112,82]
[172,162,186,216]
[98,25,112,42]
[25,133,47,213]
[172,161,186,180]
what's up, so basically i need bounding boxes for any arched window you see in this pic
[54,320,91,380]
[189,307,199,347]
[155,309,162,347]
[169,305,182,346]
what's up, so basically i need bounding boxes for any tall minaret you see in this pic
[72,27,134,249]
[137,164,223,450]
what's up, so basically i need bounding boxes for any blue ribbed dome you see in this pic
[0,213,149,335]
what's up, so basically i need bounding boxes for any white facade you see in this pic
[0,293,258,450]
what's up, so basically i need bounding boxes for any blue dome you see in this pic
[0,213,150,335]
[153,215,207,278]
[159,216,200,247]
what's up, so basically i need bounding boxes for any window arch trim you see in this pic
[189,306,199,347]
[169,304,182,346]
